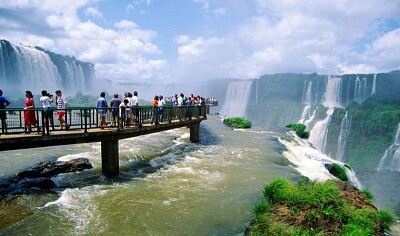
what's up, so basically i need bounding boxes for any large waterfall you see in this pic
[220,80,253,117]
[0,40,95,96]
[322,76,343,108]
[377,123,400,171]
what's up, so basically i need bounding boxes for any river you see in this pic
[0,115,304,235]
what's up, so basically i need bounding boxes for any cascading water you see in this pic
[354,76,368,104]
[336,111,351,162]
[377,123,400,171]
[0,39,95,95]
[372,74,377,95]
[0,41,61,92]
[219,80,253,118]
[322,76,343,108]
[298,81,312,124]
[309,108,334,153]
[279,131,362,188]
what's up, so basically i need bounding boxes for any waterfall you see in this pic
[0,41,61,92]
[220,80,253,118]
[377,123,400,171]
[0,39,95,95]
[299,81,312,123]
[354,76,368,104]
[255,78,259,104]
[309,108,334,153]
[336,111,351,162]
[322,76,343,108]
[372,74,377,95]
[279,131,363,188]
[304,108,317,130]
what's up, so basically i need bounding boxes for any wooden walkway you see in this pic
[0,105,209,176]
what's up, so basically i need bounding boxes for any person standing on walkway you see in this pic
[150,95,159,125]
[97,92,108,129]
[109,93,121,127]
[55,90,70,130]
[24,90,37,134]
[132,91,139,125]
[40,90,53,134]
[158,95,166,122]
[0,89,11,134]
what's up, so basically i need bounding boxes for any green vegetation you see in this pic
[323,95,400,172]
[247,178,396,236]
[285,123,310,139]
[326,163,349,182]
[223,117,252,128]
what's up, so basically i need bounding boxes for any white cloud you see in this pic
[0,0,399,84]
[85,7,103,18]
[114,20,138,29]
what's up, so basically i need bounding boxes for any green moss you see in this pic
[223,117,252,128]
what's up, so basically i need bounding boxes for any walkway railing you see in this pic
[0,105,207,136]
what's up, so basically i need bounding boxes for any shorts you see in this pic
[57,111,65,118]
[0,111,6,120]
[43,108,53,118]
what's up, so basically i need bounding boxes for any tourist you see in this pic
[150,95,159,125]
[159,95,165,122]
[97,92,108,129]
[109,93,121,127]
[24,90,37,134]
[132,91,139,125]
[118,99,129,129]
[124,92,133,126]
[40,90,53,134]
[0,89,11,134]
[55,90,70,130]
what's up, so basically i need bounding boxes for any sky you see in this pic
[0,0,399,84]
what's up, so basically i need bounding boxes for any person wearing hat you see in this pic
[109,93,121,127]
[40,90,53,134]
[0,89,11,134]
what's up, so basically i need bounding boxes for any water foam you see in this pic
[279,131,362,188]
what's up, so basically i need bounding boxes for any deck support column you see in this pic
[101,138,119,177]
[190,122,200,143]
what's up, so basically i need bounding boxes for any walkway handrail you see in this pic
[0,105,208,135]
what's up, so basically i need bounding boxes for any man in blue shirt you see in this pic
[0,89,11,134]
[97,92,108,129]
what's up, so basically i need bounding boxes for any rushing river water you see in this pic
[1,115,399,235]
[0,115,301,235]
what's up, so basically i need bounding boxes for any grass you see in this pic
[246,178,396,236]
[223,117,252,128]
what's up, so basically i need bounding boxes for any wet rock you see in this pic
[17,158,93,178]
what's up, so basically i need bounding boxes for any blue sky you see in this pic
[0,0,399,84]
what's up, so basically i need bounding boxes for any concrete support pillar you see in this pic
[101,139,119,177]
[190,122,200,143]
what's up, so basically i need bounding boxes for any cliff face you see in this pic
[0,39,96,97]
[214,71,400,213]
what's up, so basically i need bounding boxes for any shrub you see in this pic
[223,117,252,128]
[285,123,309,138]
[326,163,349,182]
